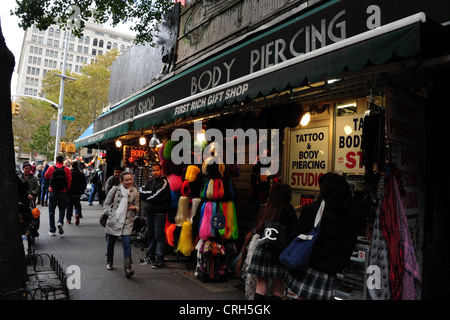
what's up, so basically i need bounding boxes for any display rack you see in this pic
[335,237,370,300]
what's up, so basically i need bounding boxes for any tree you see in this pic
[12,0,175,45]
[41,49,120,143]
[29,123,54,161]
[0,22,28,296]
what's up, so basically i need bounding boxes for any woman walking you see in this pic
[103,172,139,278]
[247,183,297,300]
[284,173,361,300]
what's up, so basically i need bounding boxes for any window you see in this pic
[84,47,88,54]
[28,56,33,63]
[44,59,48,67]
[70,34,75,41]
[26,77,30,85]
[98,50,102,56]
[92,49,97,56]
[93,38,98,46]
[120,45,125,52]
[31,35,37,43]
[113,43,117,49]
[47,38,53,46]
[29,46,34,53]
[106,41,111,49]
[99,40,104,48]
[54,40,59,48]
[84,36,90,44]
[38,37,44,44]
[55,29,61,38]
[38,48,42,55]
[77,45,82,52]
[48,28,54,37]
[69,43,74,51]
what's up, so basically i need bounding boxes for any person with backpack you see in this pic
[66,161,87,225]
[88,164,103,206]
[44,155,72,236]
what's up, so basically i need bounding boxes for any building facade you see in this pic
[15,21,135,97]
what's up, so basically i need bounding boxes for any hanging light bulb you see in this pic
[149,133,163,148]
[197,129,206,142]
[115,139,122,148]
[300,112,311,126]
[139,136,147,146]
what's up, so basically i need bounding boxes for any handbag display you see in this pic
[279,200,325,270]
[259,220,290,254]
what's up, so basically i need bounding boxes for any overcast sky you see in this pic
[0,0,136,96]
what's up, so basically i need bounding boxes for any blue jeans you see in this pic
[40,186,49,203]
[106,234,131,259]
[88,183,97,204]
[66,194,82,221]
[146,214,166,262]
[48,191,67,233]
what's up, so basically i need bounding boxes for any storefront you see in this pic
[75,0,450,298]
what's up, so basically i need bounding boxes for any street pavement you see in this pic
[32,200,245,300]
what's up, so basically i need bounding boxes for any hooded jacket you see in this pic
[292,198,361,274]
[139,176,171,215]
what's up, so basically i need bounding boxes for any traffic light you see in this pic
[66,144,76,153]
[11,101,20,115]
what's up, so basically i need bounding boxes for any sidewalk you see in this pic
[31,201,245,300]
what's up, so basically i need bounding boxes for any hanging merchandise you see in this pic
[177,220,195,256]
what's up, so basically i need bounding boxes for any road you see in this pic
[31,200,245,300]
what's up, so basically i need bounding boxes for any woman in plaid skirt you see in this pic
[247,183,297,300]
[284,174,361,300]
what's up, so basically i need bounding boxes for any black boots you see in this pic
[106,254,113,270]
[124,258,134,278]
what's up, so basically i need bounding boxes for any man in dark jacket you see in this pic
[67,161,87,225]
[138,162,171,268]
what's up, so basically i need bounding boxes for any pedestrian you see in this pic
[105,166,123,196]
[284,173,361,300]
[40,162,50,206]
[88,164,104,206]
[246,183,298,300]
[19,162,40,204]
[44,155,72,236]
[35,164,43,204]
[138,162,171,269]
[103,171,139,278]
[66,161,87,225]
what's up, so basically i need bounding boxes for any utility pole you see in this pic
[53,31,75,161]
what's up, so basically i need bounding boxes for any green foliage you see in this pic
[29,123,54,160]
[12,0,175,45]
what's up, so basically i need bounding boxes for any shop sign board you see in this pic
[95,0,449,133]
[335,114,365,174]
[387,89,426,216]
[289,127,329,191]
[386,88,425,148]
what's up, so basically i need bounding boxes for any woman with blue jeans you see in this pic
[103,172,139,278]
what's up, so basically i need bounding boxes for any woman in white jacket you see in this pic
[103,172,139,277]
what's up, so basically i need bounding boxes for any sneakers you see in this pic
[57,223,64,235]
[152,261,164,269]
[88,203,93,206]
[48,231,56,236]
[139,256,155,265]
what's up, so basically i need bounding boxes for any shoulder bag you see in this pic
[279,200,325,270]
[99,187,118,227]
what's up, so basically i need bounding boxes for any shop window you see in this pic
[336,101,357,116]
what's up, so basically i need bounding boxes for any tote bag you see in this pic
[279,200,325,270]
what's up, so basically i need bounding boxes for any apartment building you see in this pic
[15,21,135,97]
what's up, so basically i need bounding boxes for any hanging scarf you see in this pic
[381,173,404,300]
[393,176,421,299]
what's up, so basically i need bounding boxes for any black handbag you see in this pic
[259,220,289,254]
[99,213,108,227]
[99,187,117,227]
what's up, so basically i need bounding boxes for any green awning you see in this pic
[78,12,439,147]
[75,120,131,148]
[131,13,426,131]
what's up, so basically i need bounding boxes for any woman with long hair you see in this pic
[284,173,361,300]
[103,171,139,278]
[247,183,297,300]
